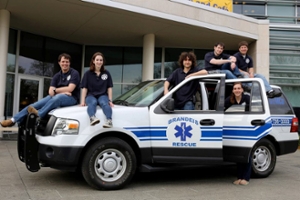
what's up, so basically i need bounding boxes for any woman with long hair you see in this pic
[80,52,114,127]
[225,82,251,185]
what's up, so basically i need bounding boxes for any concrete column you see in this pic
[142,33,155,81]
[248,21,270,80]
[0,10,10,121]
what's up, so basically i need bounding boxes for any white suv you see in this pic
[17,74,299,190]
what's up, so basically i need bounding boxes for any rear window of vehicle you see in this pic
[268,93,293,114]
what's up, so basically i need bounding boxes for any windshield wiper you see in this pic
[113,99,129,106]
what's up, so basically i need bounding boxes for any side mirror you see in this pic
[161,98,175,113]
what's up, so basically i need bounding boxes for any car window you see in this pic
[224,81,264,113]
[268,91,293,114]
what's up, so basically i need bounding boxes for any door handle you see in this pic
[251,119,265,126]
[200,119,215,126]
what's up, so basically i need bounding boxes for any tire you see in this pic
[81,137,136,190]
[251,138,276,178]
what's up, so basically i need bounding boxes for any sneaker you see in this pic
[90,116,100,126]
[0,119,15,127]
[237,75,243,78]
[27,106,39,116]
[267,90,282,98]
[103,119,113,128]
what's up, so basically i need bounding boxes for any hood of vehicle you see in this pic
[50,105,150,130]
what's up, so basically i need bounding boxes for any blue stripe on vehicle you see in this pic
[124,119,273,141]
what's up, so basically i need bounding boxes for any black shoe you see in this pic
[267,90,282,98]
[237,75,243,78]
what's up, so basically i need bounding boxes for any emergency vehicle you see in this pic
[18,74,299,190]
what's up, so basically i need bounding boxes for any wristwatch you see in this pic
[53,88,56,94]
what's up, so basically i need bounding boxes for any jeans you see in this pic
[221,63,243,77]
[175,100,195,110]
[14,94,77,124]
[208,69,237,79]
[237,160,252,181]
[242,73,272,92]
[86,95,112,119]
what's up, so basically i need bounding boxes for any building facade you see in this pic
[0,0,270,121]
[233,0,300,106]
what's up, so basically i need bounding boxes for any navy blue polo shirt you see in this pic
[204,51,230,71]
[81,70,113,97]
[51,68,80,102]
[234,52,253,72]
[224,93,250,110]
[166,67,200,108]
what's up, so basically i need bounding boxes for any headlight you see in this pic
[52,118,79,136]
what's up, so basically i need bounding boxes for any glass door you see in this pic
[15,75,43,113]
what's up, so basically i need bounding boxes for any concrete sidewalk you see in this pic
[1,139,300,200]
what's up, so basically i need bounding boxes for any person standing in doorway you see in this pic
[225,82,251,186]
[80,52,114,127]
[0,53,80,127]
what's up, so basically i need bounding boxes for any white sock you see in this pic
[11,118,15,123]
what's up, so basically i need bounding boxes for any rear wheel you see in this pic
[81,137,136,190]
[251,138,276,178]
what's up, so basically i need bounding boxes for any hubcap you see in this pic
[94,149,127,182]
[252,146,271,172]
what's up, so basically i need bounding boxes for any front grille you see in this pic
[36,116,57,136]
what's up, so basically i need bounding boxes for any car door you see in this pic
[223,79,272,163]
[149,75,226,164]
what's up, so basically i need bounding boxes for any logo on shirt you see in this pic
[67,75,71,81]
[245,58,250,64]
[101,74,108,80]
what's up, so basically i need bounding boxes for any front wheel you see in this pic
[251,138,276,178]
[81,137,136,190]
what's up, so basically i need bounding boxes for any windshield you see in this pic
[113,80,165,107]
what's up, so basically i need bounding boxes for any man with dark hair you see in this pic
[1,53,81,127]
[204,42,242,79]
[233,41,281,98]
[164,51,207,110]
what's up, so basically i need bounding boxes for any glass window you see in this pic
[270,52,300,87]
[85,46,142,96]
[233,4,242,14]
[268,5,295,23]
[233,1,265,17]
[43,78,51,97]
[250,82,263,112]
[154,48,162,78]
[44,37,82,76]
[279,86,300,107]
[123,47,142,84]
[268,92,293,114]
[112,84,122,100]
[4,74,15,117]
[19,32,82,77]
[164,48,192,78]
[7,29,17,72]
[85,46,123,83]
[194,49,209,69]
